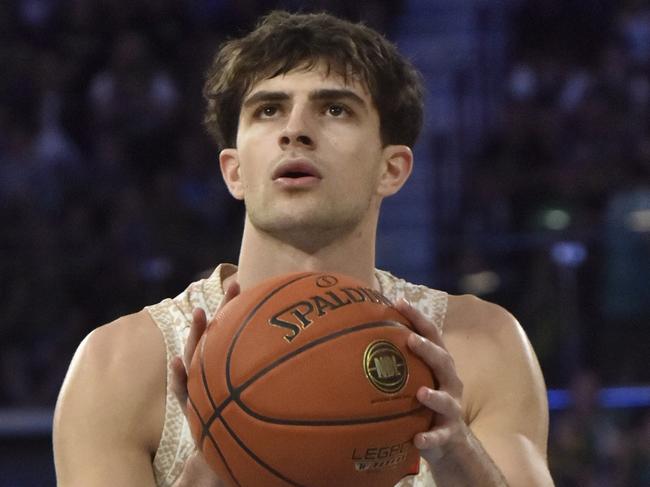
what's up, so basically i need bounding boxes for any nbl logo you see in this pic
[363,340,408,393]
[315,275,338,287]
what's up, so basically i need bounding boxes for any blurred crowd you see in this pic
[461,4,650,482]
[549,370,649,487]
[454,0,650,387]
[0,0,648,485]
[0,0,403,407]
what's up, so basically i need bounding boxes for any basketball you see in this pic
[186,271,436,487]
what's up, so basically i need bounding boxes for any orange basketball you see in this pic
[186,272,435,487]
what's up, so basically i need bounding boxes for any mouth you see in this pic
[272,160,323,181]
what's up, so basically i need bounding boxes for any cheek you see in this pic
[235,138,267,184]
[349,144,384,180]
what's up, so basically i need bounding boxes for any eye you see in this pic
[326,104,349,117]
[254,104,279,118]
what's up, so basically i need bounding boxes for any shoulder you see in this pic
[83,310,164,359]
[443,295,547,425]
[443,293,535,371]
[54,310,166,453]
[77,311,166,393]
[444,294,526,352]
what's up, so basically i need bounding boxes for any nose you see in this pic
[279,105,315,149]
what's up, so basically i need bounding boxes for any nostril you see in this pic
[279,134,313,147]
[297,135,312,145]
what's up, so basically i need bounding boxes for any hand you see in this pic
[396,298,468,465]
[169,282,241,487]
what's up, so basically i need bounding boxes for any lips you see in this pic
[271,160,323,180]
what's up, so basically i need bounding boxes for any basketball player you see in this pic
[53,11,553,487]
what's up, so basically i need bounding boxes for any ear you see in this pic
[376,145,413,197]
[219,148,244,200]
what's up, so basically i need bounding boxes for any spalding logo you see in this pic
[363,340,408,393]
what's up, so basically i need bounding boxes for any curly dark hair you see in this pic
[203,11,424,149]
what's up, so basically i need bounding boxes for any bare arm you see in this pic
[53,312,166,487]
[398,296,554,487]
[54,281,240,487]
[460,299,552,486]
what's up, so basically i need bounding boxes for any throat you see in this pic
[237,217,378,290]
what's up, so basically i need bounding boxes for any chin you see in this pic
[252,212,363,249]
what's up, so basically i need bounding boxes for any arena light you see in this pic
[626,209,650,233]
[458,270,501,295]
[542,209,571,231]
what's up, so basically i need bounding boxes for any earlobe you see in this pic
[377,145,413,197]
[219,149,244,200]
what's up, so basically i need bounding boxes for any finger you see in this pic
[414,428,451,452]
[408,334,463,396]
[209,280,240,321]
[185,308,208,370]
[222,280,241,306]
[416,387,462,420]
[396,298,445,348]
[170,356,188,416]
[187,280,240,366]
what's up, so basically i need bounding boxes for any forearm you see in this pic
[426,426,508,487]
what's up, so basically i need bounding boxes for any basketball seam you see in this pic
[188,395,243,487]
[218,416,307,487]
[204,320,411,432]
[225,272,316,393]
[202,320,426,444]
[199,332,220,447]
[200,273,316,441]
[233,320,423,426]
[195,272,316,486]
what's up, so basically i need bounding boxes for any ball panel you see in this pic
[221,403,429,487]
[200,423,240,487]
[226,277,413,390]
[187,335,220,426]
[205,411,305,487]
[215,273,320,391]
[238,324,432,422]
[197,320,232,407]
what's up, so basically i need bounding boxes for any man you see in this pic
[53,11,553,487]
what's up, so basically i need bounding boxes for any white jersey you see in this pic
[146,264,448,487]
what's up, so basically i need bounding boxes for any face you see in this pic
[220,63,411,250]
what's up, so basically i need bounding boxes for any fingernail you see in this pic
[417,387,429,401]
[414,434,426,449]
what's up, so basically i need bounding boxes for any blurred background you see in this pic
[0,0,648,485]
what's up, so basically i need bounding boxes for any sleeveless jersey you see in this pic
[146,264,448,487]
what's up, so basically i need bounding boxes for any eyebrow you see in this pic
[242,88,367,111]
[309,89,366,109]
[242,91,290,109]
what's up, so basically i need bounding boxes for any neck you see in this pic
[235,214,379,291]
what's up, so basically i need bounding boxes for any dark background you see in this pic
[0,0,648,485]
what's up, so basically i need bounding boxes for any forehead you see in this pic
[246,62,371,100]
